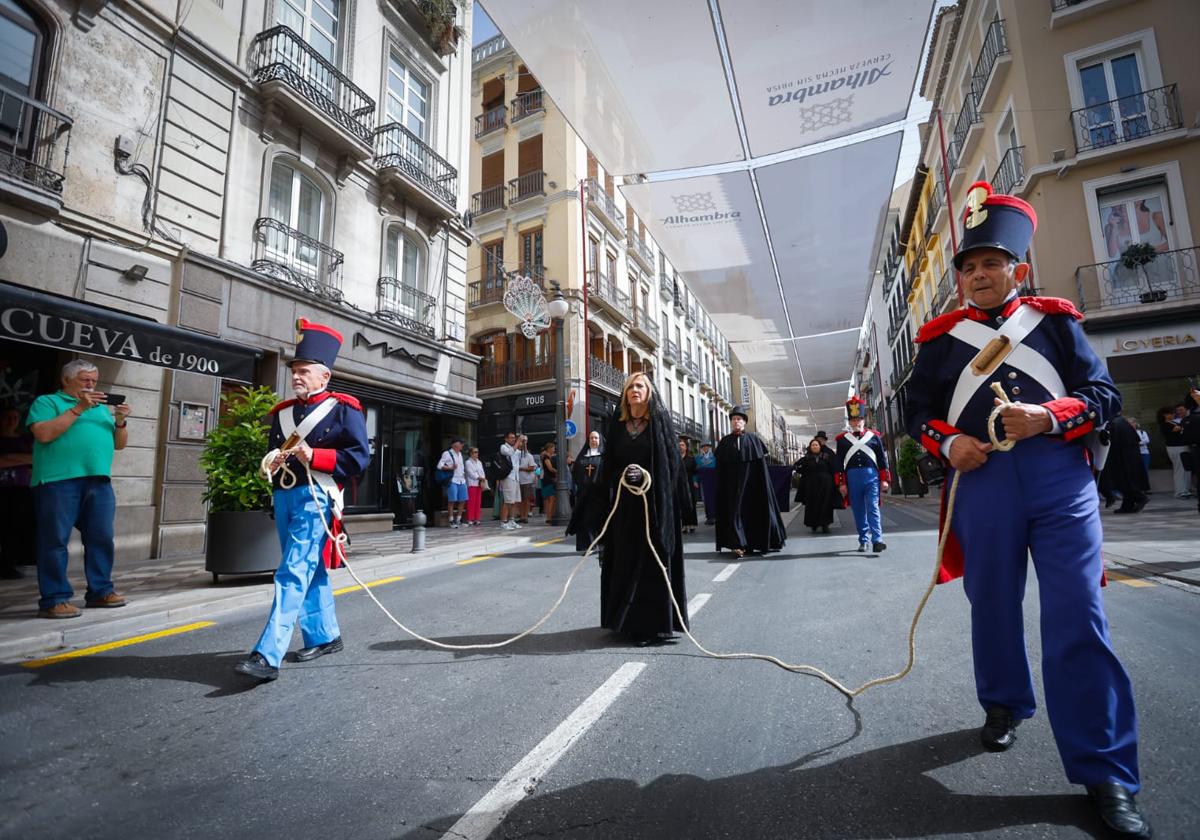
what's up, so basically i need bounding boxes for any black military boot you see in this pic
[981,705,1017,751]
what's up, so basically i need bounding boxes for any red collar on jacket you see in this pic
[915,296,1083,344]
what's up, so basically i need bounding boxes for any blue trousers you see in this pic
[846,467,883,545]
[34,477,117,610]
[951,435,1139,790]
[253,486,341,667]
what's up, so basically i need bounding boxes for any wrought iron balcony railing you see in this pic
[375,276,437,337]
[951,95,981,167]
[933,266,957,313]
[0,83,72,205]
[468,265,545,307]
[587,270,632,320]
[632,309,660,343]
[1075,245,1199,313]
[479,358,553,389]
[586,177,625,232]
[472,34,508,64]
[251,217,344,301]
[1050,0,1094,9]
[663,339,679,364]
[374,122,457,207]
[471,184,506,216]
[993,145,1025,195]
[685,303,697,326]
[670,411,685,434]
[250,26,375,145]
[673,287,685,314]
[1070,83,1182,155]
[658,272,674,301]
[970,18,1009,105]
[589,356,626,392]
[474,104,506,138]
[508,170,545,203]
[927,178,945,226]
[511,89,545,122]
[629,236,654,268]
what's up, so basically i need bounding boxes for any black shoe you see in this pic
[872,542,887,552]
[0,566,23,579]
[1105,496,1115,508]
[981,705,1017,751]
[857,543,867,552]
[821,526,830,534]
[291,636,343,663]
[233,652,279,681]
[1087,783,1152,838]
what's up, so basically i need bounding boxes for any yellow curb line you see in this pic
[334,575,406,596]
[533,537,565,547]
[21,621,217,669]
[456,554,499,566]
[1105,570,1155,588]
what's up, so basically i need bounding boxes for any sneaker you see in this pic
[512,521,523,529]
[37,602,82,619]
[451,521,459,529]
[85,591,127,608]
[501,521,515,530]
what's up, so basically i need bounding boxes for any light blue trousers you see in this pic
[846,466,883,545]
[253,486,341,667]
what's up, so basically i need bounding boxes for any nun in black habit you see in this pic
[565,429,605,552]
[715,405,787,557]
[575,372,690,646]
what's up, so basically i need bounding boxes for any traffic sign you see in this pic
[564,419,578,439]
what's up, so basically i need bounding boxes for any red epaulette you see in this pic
[1020,296,1084,320]
[268,398,299,415]
[834,432,848,441]
[329,392,363,411]
[914,308,970,344]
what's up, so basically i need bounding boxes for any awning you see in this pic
[0,280,261,382]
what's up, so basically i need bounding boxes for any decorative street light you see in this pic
[547,282,572,526]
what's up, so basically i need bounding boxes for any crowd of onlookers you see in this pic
[1098,388,1200,514]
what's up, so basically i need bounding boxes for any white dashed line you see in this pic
[713,563,740,583]
[687,593,712,617]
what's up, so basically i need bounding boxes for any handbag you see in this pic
[435,468,453,486]
[916,452,946,487]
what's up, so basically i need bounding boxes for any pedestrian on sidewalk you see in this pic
[234,320,370,682]
[1103,414,1149,514]
[0,406,34,580]
[27,360,132,618]
[497,432,522,530]
[516,435,537,523]
[464,446,487,526]
[540,441,558,523]
[437,439,467,528]
[1131,417,1151,479]
[1159,404,1192,499]
[904,180,1150,838]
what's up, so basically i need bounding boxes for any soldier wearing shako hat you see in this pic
[904,182,1150,837]
[834,396,889,553]
[234,319,370,682]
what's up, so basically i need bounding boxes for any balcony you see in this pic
[673,287,685,315]
[663,339,679,365]
[375,276,437,338]
[511,89,545,122]
[630,309,660,346]
[472,34,508,64]
[992,145,1025,196]
[586,177,625,237]
[0,84,72,215]
[479,358,553,390]
[970,18,1011,113]
[470,184,505,217]
[251,26,375,159]
[629,236,654,271]
[681,352,700,381]
[670,411,685,434]
[683,417,704,440]
[887,318,902,346]
[587,270,632,321]
[685,303,697,327]
[374,122,457,217]
[1050,0,1140,28]
[474,104,506,138]
[508,170,546,204]
[949,95,982,180]
[932,267,958,315]
[251,217,344,302]
[658,273,674,302]
[927,178,946,232]
[589,356,626,393]
[1070,84,1183,156]
[468,266,545,308]
[1075,246,1199,314]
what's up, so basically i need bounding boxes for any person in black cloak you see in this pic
[1101,414,1149,514]
[576,372,689,646]
[794,437,837,533]
[677,439,699,533]
[715,405,786,557]
[565,429,605,552]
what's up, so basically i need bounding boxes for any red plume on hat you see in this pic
[845,396,866,421]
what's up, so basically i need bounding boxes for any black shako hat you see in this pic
[730,405,749,422]
[291,318,344,369]
[952,180,1038,271]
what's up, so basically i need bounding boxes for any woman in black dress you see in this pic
[677,439,699,533]
[579,372,689,646]
[566,430,605,551]
[794,438,837,533]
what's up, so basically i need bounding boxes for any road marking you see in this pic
[21,621,217,669]
[334,575,405,596]
[687,593,712,617]
[1106,570,1155,588]
[457,553,499,566]
[441,661,646,840]
[533,537,565,547]
[713,563,740,582]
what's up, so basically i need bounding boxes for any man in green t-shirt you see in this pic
[28,360,132,619]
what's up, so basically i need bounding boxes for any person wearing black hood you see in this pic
[575,372,690,646]
[1102,414,1149,514]
[566,429,605,552]
[715,405,787,557]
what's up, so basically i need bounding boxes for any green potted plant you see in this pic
[1121,241,1165,303]
[896,436,926,498]
[200,385,281,583]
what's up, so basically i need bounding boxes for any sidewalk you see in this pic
[0,516,565,662]
[886,490,1200,587]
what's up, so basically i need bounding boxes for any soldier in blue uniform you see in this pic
[905,182,1150,838]
[835,396,890,553]
[235,319,370,682]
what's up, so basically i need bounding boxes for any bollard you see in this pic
[411,509,426,552]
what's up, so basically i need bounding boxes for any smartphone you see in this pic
[104,393,126,406]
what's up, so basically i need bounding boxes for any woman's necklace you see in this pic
[626,414,649,438]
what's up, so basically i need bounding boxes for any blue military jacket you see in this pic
[904,296,1120,456]
[267,391,371,488]
[834,430,890,482]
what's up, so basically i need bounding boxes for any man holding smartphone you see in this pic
[27,359,131,618]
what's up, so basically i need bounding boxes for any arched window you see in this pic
[0,0,48,134]
[275,0,340,65]
[379,225,431,327]
[265,157,327,278]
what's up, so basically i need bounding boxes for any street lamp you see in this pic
[547,283,573,526]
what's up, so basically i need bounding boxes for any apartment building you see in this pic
[904,0,1200,461]
[0,0,479,558]
[465,35,740,455]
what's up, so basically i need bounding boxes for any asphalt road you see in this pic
[1,506,1196,840]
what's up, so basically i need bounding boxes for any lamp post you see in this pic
[547,283,572,526]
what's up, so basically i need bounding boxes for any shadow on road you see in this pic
[403,727,1105,839]
[368,626,627,660]
[2,651,264,698]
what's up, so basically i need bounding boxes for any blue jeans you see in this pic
[34,476,117,610]
[846,467,883,545]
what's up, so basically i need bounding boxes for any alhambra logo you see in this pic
[661,192,742,228]
[765,52,893,132]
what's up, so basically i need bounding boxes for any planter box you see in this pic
[205,510,279,583]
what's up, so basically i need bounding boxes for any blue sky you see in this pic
[473,5,498,43]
